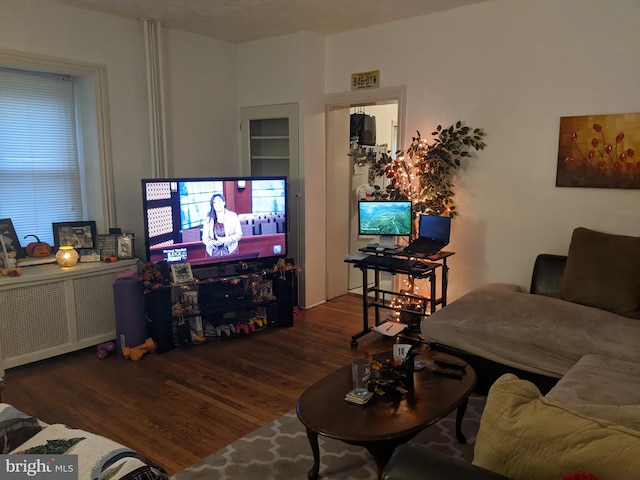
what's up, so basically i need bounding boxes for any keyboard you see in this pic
[358,255,422,272]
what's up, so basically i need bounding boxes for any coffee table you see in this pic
[296,351,477,480]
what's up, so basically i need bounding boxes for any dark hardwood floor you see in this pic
[3,294,397,476]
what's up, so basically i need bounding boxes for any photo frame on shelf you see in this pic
[0,218,23,262]
[252,278,274,302]
[117,233,134,259]
[95,234,118,258]
[78,248,102,262]
[171,262,194,283]
[52,221,97,248]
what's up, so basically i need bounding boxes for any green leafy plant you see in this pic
[369,122,487,218]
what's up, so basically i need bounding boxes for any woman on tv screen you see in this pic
[202,193,243,257]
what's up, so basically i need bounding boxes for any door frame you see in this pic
[324,86,407,300]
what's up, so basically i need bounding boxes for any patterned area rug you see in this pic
[172,394,485,480]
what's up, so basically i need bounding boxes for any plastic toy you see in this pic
[97,341,115,359]
[215,324,232,337]
[235,322,250,335]
[122,338,156,361]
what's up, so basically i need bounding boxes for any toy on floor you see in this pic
[122,338,156,361]
[97,341,116,359]
[235,322,250,335]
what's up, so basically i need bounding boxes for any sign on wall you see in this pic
[351,70,380,90]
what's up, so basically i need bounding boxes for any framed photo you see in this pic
[53,221,97,248]
[96,234,118,258]
[171,262,194,283]
[117,233,134,259]
[0,218,23,264]
[78,248,102,262]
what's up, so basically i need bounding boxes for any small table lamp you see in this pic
[56,245,79,269]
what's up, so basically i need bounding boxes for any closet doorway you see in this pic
[325,86,406,301]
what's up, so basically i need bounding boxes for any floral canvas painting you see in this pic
[556,112,640,189]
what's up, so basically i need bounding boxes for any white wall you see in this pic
[300,33,327,308]
[164,29,238,178]
[5,0,639,307]
[325,0,640,300]
[1,0,239,257]
[236,33,304,108]
[237,32,327,308]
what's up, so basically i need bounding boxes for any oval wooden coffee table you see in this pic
[296,351,477,480]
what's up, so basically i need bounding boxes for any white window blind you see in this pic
[0,68,82,246]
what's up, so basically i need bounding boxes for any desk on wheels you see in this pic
[345,249,454,347]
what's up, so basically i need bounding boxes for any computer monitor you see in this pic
[358,200,413,248]
[418,214,451,243]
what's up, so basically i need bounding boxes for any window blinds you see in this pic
[0,68,82,246]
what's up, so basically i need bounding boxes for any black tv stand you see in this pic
[145,257,298,353]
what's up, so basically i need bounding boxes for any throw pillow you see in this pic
[559,227,640,316]
[473,374,640,480]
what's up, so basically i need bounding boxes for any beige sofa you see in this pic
[398,227,640,479]
[421,227,640,390]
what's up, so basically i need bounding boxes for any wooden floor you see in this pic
[3,294,398,476]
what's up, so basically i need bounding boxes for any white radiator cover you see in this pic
[0,259,138,373]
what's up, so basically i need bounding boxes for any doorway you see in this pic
[325,86,407,301]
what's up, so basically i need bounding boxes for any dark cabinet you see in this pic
[145,259,297,353]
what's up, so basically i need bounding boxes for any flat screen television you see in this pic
[141,176,287,268]
[358,200,412,248]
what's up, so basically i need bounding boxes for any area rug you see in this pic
[172,394,485,480]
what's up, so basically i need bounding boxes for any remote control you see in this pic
[434,358,467,370]
[433,368,464,379]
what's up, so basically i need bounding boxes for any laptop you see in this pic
[404,215,451,256]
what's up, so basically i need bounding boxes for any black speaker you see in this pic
[350,113,376,146]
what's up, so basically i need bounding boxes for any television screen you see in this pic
[358,200,413,236]
[142,177,287,267]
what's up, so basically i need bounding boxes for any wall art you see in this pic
[53,221,97,248]
[556,112,640,189]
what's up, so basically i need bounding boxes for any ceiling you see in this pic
[46,0,487,44]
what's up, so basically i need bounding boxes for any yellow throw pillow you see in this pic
[473,374,640,480]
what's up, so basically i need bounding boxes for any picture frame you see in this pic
[117,233,135,259]
[0,218,23,264]
[95,234,118,258]
[556,112,640,189]
[53,221,97,248]
[78,248,102,262]
[171,262,194,283]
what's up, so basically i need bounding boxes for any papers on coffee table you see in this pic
[345,390,374,405]
[371,321,406,337]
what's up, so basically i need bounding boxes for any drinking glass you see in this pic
[351,358,371,395]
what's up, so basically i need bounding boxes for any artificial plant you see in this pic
[369,121,487,218]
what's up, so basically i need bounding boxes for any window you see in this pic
[252,179,286,213]
[0,68,83,245]
[0,49,114,248]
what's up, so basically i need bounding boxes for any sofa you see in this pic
[0,402,169,480]
[382,227,640,479]
[383,373,640,480]
[422,227,640,393]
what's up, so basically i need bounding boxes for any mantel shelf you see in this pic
[0,258,139,286]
